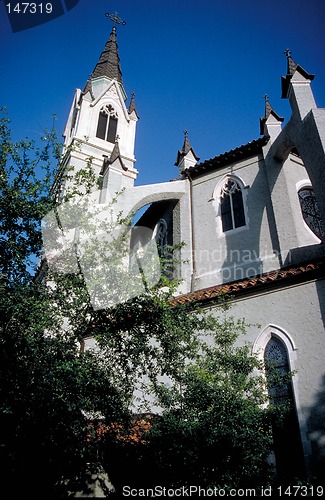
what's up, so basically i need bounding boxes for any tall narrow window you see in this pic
[96,105,118,143]
[106,116,118,143]
[220,178,246,232]
[155,219,173,279]
[155,219,168,259]
[298,187,323,241]
[264,337,305,481]
[96,111,108,140]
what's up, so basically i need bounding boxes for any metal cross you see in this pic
[263,94,269,101]
[105,11,126,27]
[284,48,292,57]
[184,130,188,137]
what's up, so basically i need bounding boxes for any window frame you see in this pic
[213,175,249,236]
[297,184,323,242]
[96,104,118,144]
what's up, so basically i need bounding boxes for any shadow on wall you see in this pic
[306,373,325,483]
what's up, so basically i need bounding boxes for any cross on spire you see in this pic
[105,11,126,28]
[284,48,292,58]
[263,94,269,101]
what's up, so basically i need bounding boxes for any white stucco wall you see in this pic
[203,278,325,474]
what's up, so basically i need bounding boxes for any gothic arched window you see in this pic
[220,178,246,232]
[96,105,118,143]
[264,336,305,480]
[298,187,323,241]
[264,337,291,404]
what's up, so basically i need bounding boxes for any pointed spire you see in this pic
[110,135,122,164]
[260,94,284,136]
[87,13,126,87]
[281,49,314,98]
[284,49,298,76]
[175,131,200,169]
[100,136,128,176]
[263,94,272,119]
[90,26,123,83]
[181,130,192,156]
[83,73,95,97]
[128,92,139,118]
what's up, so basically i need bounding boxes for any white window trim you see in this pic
[213,174,249,237]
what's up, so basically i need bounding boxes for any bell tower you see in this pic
[62,12,139,193]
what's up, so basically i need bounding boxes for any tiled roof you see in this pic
[183,136,269,178]
[171,259,325,306]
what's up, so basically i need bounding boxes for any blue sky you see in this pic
[1,0,325,186]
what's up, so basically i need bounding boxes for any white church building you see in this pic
[60,19,325,482]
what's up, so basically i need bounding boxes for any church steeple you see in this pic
[62,12,139,192]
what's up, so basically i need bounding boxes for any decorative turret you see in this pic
[260,94,284,141]
[128,92,139,119]
[281,49,316,120]
[175,131,200,175]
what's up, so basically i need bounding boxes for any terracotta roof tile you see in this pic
[170,259,325,306]
[184,136,269,178]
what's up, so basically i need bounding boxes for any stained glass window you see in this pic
[298,187,323,241]
[264,337,291,404]
[220,179,246,232]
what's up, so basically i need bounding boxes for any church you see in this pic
[60,14,325,482]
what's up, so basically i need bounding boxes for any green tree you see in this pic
[103,313,277,493]
[147,315,273,489]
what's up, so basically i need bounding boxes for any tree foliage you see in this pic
[104,315,275,493]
